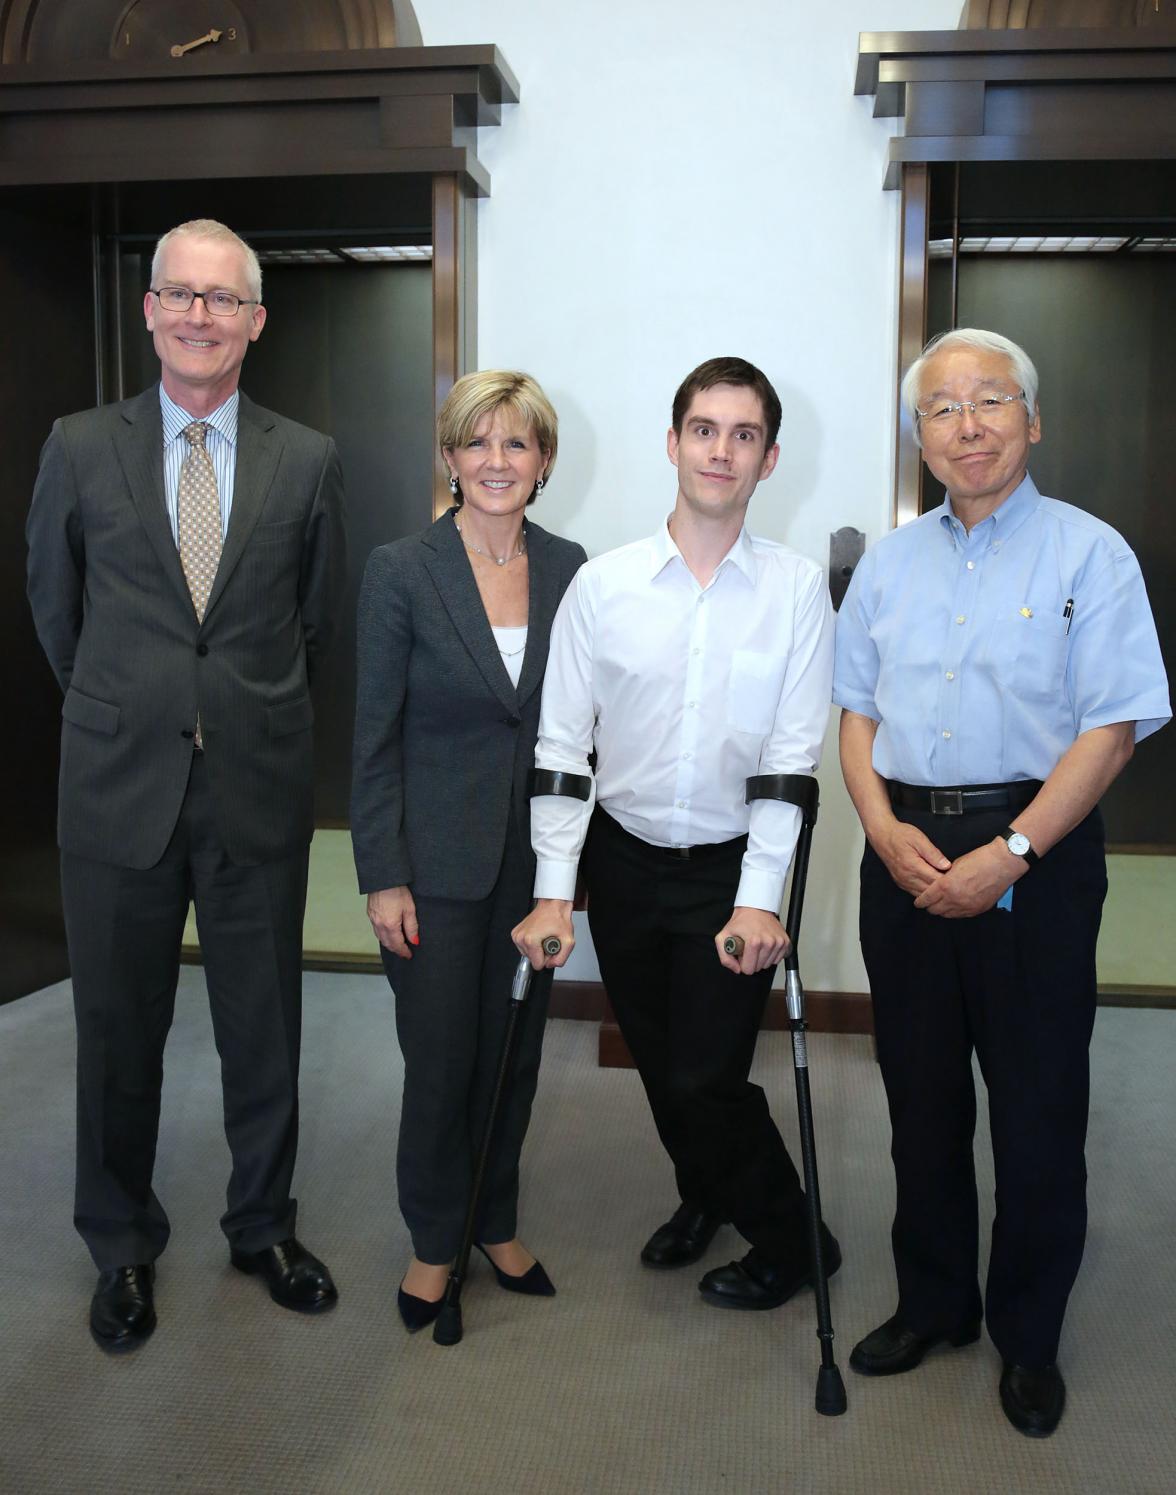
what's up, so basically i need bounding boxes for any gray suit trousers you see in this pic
[64,753,308,1268]
[383,818,552,1263]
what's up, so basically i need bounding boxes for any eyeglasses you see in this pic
[150,286,260,316]
[916,391,1027,427]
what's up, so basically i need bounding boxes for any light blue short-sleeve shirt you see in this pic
[833,474,1170,786]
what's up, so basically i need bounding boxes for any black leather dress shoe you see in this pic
[230,1237,338,1313]
[641,1204,723,1269]
[849,1313,981,1376]
[1000,1361,1065,1437]
[90,1264,156,1352]
[698,1227,842,1310]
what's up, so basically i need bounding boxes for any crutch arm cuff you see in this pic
[745,773,819,827]
[528,768,593,801]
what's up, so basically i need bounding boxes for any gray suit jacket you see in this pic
[26,384,346,870]
[351,508,585,901]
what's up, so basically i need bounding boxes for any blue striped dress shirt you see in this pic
[160,384,239,543]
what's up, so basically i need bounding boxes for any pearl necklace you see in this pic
[454,516,526,567]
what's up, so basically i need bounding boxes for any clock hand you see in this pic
[170,29,224,58]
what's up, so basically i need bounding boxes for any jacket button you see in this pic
[181,729,195,739]
[196,643,209,657]
[505,714,522,728]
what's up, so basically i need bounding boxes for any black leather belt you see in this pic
[595,808,745,860]
[888,780,1041,816]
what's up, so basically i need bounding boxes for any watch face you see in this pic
[1007,833,1031,857]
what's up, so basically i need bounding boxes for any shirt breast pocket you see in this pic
[727,649,786,735]
[991,612,1069,702]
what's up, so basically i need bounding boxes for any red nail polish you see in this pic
[409,934,420,946]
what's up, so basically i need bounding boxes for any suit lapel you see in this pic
[422,510,519,717]
[113,387,193,614]
[517,523,559,709]
[203,392,281,620]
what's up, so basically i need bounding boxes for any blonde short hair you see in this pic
[151,219,263,303]
[438,370,558,505]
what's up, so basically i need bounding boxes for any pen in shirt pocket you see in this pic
[1062,598,1074,634]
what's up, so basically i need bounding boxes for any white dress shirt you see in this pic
[532,519,834,912]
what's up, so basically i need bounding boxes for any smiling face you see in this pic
[916,344,1041,521]
[143,234,265,414]
[667,382,779,521]
[443,407,550,518]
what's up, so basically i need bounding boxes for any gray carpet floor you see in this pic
[1,971,1172,1495]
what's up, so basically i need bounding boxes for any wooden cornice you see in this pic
[0,44,519,193]
[857,28,1176,186]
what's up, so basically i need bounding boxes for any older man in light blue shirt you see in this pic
[834,328,1168,1438]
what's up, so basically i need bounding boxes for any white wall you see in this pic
[413,0,963,991]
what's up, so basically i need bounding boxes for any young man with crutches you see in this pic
[513,357,838,1310]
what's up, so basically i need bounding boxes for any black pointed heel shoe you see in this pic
[474,1243,556,1297]
[397,1283,444,1333]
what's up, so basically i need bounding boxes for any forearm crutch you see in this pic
[433,766,592,1347]
[723,774,847,1416]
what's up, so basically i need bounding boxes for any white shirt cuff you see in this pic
[534,859,579,901]
[734,868,785,914]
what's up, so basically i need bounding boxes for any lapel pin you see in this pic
[1019,606,1033,619]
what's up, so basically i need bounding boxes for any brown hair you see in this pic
[671,357,782,448]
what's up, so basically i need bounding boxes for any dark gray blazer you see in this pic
[351,508,585,901]
[26,384,346,870]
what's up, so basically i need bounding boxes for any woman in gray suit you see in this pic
[351,371,586,1332]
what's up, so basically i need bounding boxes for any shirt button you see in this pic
[966,561,975,571]
[682,751,692,761]
[688,701,698,709]
[677,799,688,808]
[955,615,966,625]
[692,648,701,656]
[945,671,955,681]
[942,729,952,739]
[992,540,1002,551]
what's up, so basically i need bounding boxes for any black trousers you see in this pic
[860,803,1106,1367]
[384,822,553,1264]
[62,752,309,1270]
[583,808,808,1262]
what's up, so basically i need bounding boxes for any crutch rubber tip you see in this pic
[723,935,745,957]
[815,1365,848,1416]
[541,936,562,957]
[432,1304,464,1346]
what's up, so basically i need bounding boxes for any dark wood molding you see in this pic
[431,172,476,514]
[0,45,518,194]
[895,161,930,529]
[857,28,1176,189]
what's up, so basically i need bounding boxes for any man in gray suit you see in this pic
[26,218,345,1351]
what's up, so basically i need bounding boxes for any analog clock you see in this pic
[111,0,250,61]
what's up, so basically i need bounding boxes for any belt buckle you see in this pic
[930,789,964,816]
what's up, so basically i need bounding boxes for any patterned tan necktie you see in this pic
[177,421,222,621]
[177,421,222,747]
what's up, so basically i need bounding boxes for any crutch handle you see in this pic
[723,935,745,958]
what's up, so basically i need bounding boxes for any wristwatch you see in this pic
[1002,827,1039,867]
